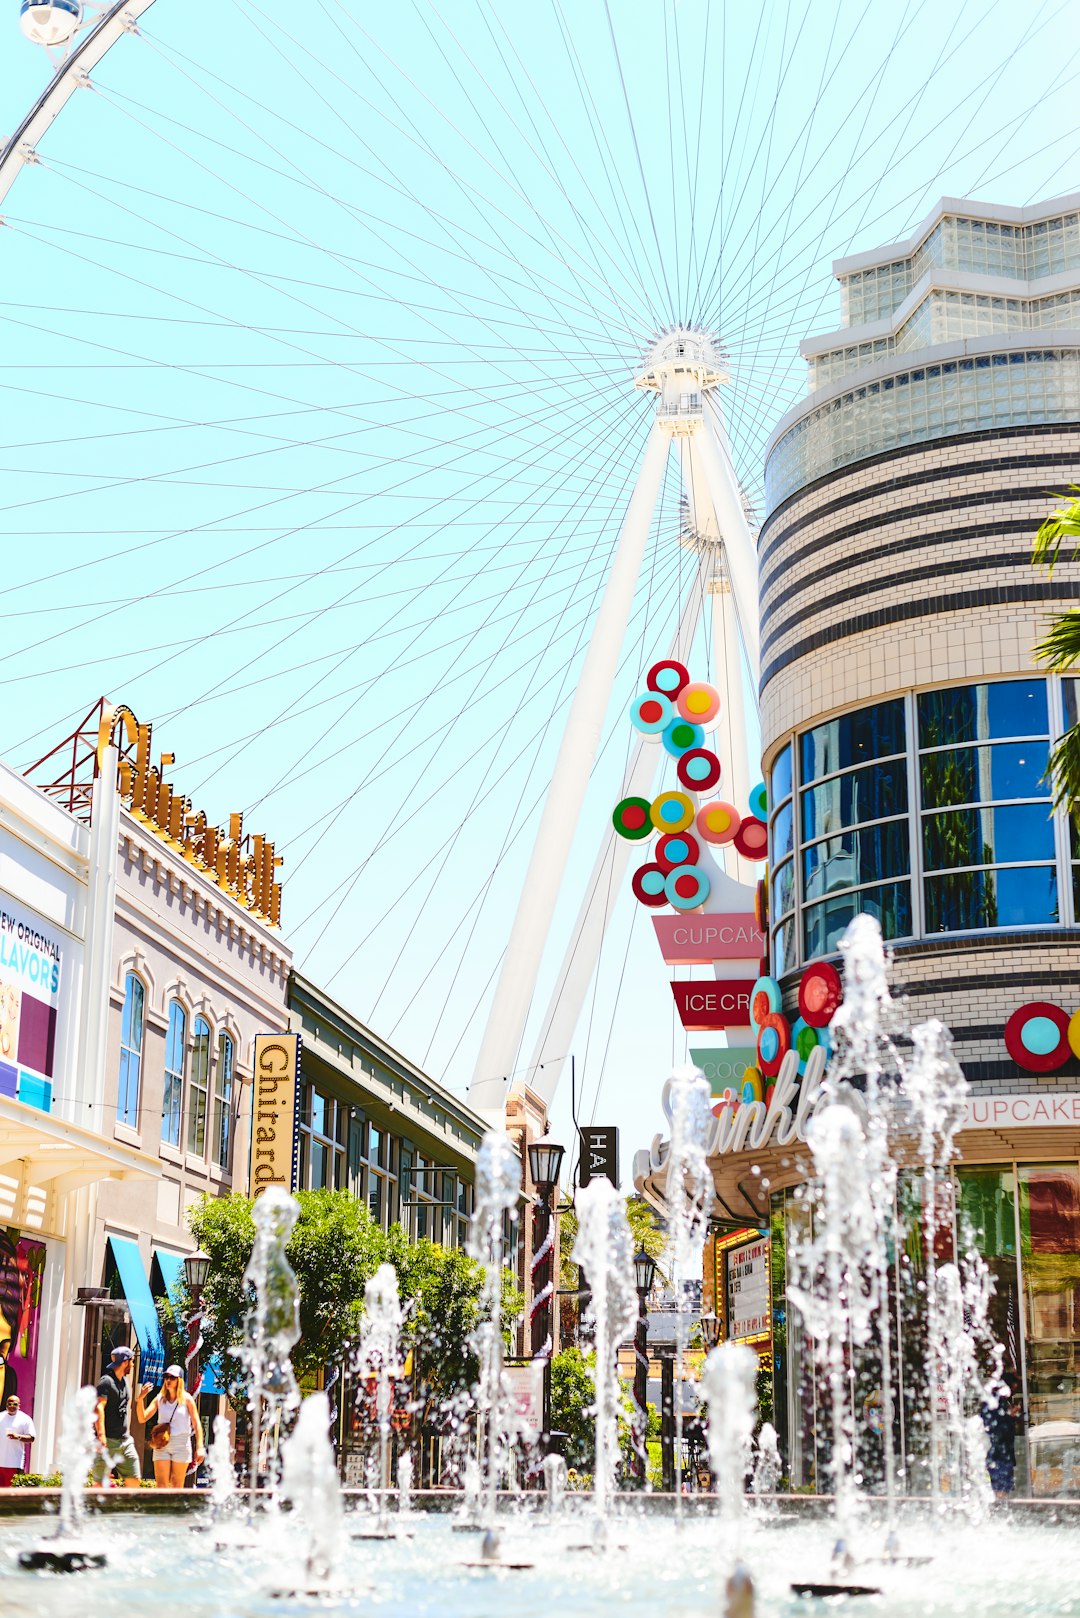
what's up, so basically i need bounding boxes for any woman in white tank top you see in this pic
[136,1364,205,1488]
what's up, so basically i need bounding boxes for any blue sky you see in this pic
[2,0,1079,1174]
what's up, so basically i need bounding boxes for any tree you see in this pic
[1033,488,1080,816]
[550,1345,657,1477]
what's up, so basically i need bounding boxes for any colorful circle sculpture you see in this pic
[791,1017,832,1074]
[664,863,711,911]
[696,799,741,844]
[1004,1002,1071,1072]
[655,831,700,870]
[629,691,674,738]
[662,717,705,757]
[631,863,669,908]
[749,975,783,1028]
[749,781,768,820]
[756,1012,791,1077]
[650,790,695,833]
[798,961,843,1028]
[646,660,689,697]
[733,816,768,860]
[612,796,653,841]
[677,681,721,726]
[755,877,768,932]
[739,1067,764,1104]
[677,747,722,793]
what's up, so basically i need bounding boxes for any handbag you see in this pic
[150,1398,176,1450]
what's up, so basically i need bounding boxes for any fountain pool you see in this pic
[3,1506,1079,1616]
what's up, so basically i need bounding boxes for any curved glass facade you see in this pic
[768,678,1070,972]
[765,348,1080,511]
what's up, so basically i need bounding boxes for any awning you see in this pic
[151,1246,226,1397]
[0,1094,158,1241]
[107,1235,165,1380]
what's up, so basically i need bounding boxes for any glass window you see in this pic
[1018,1166,1080,1431]
[800,699,906,783]
[771,916,796,976]
[161,1000,185,1148]
[771,745,793,805]
[924,866,1058,932]
[802,881,911,958]
[187,1017,210,1156]
[802,820,909,898]
[917,680,1048,746]
[920,744,1050,807]
[801,758,908,841]
[117,974,144,1130]
[922,804,1055,871]
[370,1126,384,1168]
[298,1086,347,1191]
[213,1032,234,1170]
[770,801,794,865]
[772,856,795,918]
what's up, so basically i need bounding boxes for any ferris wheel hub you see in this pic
[635,326,728,435]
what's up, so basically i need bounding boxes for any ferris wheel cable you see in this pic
[668,0,699,324]
[224,0,652,352]
[600,0,675,321]
[684,0,711,320]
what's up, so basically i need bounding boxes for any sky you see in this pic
[1,0,1079,1181]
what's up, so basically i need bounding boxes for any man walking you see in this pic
[0,1394,36,1485]
[93,1345,141,1486]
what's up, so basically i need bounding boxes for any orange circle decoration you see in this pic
[646,660,690,698]
[696,799,741,844]
[677,681,721,726]
[733,816,768,859]
[798,962,842,1028]
[650,791,695,833]
[749,974,782,1029]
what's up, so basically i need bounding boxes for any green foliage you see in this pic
[11,1471,62,1487]
[1033,492,1080,821]
[1032,486,1080,572]
[559,1193,666,1292]
[550,1345,596,1468]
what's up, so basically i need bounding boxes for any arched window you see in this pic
[117,974,144,1129]
[213,1031,234,1170]
[162,1000,186,1147]
[187,1016,211,1156]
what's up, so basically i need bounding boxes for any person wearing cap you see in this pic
[92,1345,141,1486]
[0,1394,36,1485]
[135,1363,205,1488]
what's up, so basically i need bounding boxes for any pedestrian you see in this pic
[982,1374,1018,1499]
[136,1363,205,1488]
[92,1345,141,1487]
[0,1394,35,1485]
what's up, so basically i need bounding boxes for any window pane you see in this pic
[802,881,911,958]
[770,745,793,804]
[369,1177,383,1224]
[919,743,1050,807]
[801,758,908,841]
[188,1017,210,1156]
[370,1126,383,1167]
[1018,1166,1080,1429]
[1064,678,1080,731]
[213,1033,234,1169]
[800,698,906,783]
[802,819,910,898]
[310,1089,327,1138]
[924,865,1058,931]
[772,856,795,918]
[311,1140,328,1190]
[771,916,795,976]
[770,802,793,864]
[917,679,1047,747]
[922,803,1055,871]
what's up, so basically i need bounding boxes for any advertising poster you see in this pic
[0,1232,46,1416]
[0,892,65,1113]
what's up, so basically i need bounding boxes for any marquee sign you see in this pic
[97,703,283,927]
[250,1033,301,1195]
[726,1235,771,1342]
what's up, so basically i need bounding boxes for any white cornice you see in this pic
[832,191,1080,278]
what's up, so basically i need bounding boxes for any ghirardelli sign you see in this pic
[579,1126,618,1187]
[251,1033,301,1195]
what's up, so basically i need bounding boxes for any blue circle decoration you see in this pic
[664,863,711,911]
[1020,1015,1061,1057]
[629,691,674,736]
[792,1017,832,1074]
[677,747,722,793]
[749,781,768,820]
[758,1025,780,1063]
[662,717,705,758]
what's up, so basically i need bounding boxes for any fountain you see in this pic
[17,1386,104,1572]
[661,1062,714,1517]
[701,1340,756,1528]
[542,1450,567,1517]
[466,1127,521,1547]
[751,1423,781,1497]
[274,1392,346,1597]
[352,1261,405,1538]
[232,1186,301,1507]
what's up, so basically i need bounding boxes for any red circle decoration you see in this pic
[749,975,782,1029]
[646,660,690,697]
[1004,1002,1070,1072]
[798,962,843,1028]
[629,690,674,737]
[756,1012,791,1078]
[696,799,741,844]
[612,796,654,841]
[632,863,669,908]
[655,831,700,870]
[733,816,768,860]
[755,877,769,932]
[664,863,711,911]
[677,748,722,793]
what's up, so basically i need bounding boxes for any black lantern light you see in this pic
[700,1312,722,1349]
[634,1246,657,1296]
[184,1249,212,1295]
[527,1137,565,1193]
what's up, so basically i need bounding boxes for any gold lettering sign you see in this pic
[96,703,283,926]
[250,1033,301,1196]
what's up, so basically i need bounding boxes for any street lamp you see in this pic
[183,1249,211,1397]
[526,1138,564,1444]
[700,1312,722,1350]
[632,1247,657,1485]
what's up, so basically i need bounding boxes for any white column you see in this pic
[691,403,760,677]
[711,568,757,887]
[527,551,712,1107]
[469,420,671,1117]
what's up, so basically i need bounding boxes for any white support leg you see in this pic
[468,420,671,1117]
[711,564,757,886]
[691,404,761,678]
[526,551,712,1107]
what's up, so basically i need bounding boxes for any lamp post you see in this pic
[183,1248,211,1398]
[700,1312,722,1351]
[632,1246,657,1485]
[526,1137,564,1444]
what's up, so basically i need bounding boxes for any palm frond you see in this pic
[1046,723,1080,825]
[1035,608,1080,672]
[1032,487,1080,573]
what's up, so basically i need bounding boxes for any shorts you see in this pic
[154,1436,192,1465]
[93,1435,140,1482]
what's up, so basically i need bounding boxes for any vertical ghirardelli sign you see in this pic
[251,1033,301,1196]
[579,1126,618,1188]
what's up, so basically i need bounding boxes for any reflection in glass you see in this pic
[917,680,1047,747]
[801,758,908,841]
[800,698,905,783]
[803,819,909,898]
[1018,1166,1080,1432]
[924,866,1058,932]
[772,856,795,918]
[771,916,795,976]
[771,744,793,805]
[770,801,794,864]
[922,803,1055,871]
[803,880,912,958]
[919,743,1049,807]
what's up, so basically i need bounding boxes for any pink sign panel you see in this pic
[671,979,755,1029]
[653,912,766,965]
